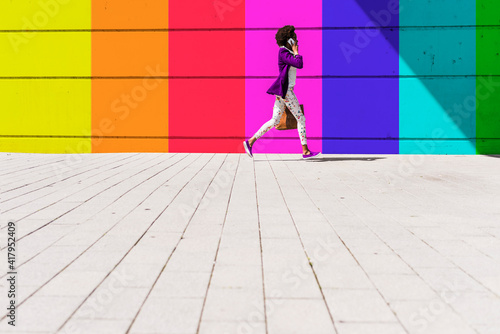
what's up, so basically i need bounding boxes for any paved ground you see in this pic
[0,152,499,334]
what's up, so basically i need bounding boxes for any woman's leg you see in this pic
[283,89,310,154]
[249,96,285,146]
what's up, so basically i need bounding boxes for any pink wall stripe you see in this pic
[245,0,322,154]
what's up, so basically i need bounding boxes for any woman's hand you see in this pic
[292,42,299,55]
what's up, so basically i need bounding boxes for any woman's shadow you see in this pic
[260,157,386,162]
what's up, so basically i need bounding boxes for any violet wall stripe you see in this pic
[322,0,399,154]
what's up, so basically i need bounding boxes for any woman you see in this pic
[243,25,321,160]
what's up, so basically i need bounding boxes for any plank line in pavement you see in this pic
[0,153,170,236]
[0,152,133,192]
[0,153,209,331]
[0,154,192,286]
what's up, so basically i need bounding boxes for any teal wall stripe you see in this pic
[399,0,477,154]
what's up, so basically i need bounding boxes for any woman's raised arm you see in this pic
[280,51,303,69]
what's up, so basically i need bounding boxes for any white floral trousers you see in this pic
[253,88,307,145]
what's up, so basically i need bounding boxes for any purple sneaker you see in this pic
[302,151,321,160]
[243,140,253,158]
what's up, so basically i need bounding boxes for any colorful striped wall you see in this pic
[0,0,499,154]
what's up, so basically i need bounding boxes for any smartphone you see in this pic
[288,38,295,46]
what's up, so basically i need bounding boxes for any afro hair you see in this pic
[275,25,296,47]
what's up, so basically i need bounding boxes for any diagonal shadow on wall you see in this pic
[327,0,479,153]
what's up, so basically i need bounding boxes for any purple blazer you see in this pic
[266,47,304,98]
